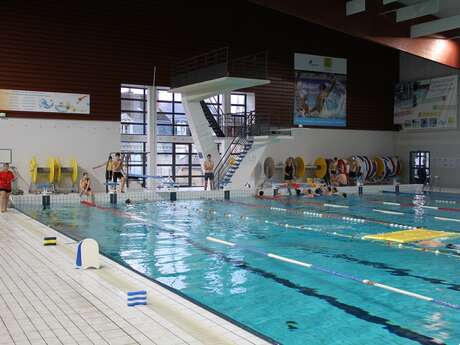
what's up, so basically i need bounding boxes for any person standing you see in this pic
[0,163,16,213]
[112,153,126,193]
[284,157,295,195]
[93,155,113,193]
[203,154,214,190]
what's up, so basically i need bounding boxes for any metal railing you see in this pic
[213,111,256,189]
[171,47,268,88]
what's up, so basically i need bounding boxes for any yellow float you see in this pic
[294,157,305,178]
[314,157,327,178]
[363,228,459,244]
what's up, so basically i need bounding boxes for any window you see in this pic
[121,86,147,135]
[410,151,430,184]
[157,88,190,136]
[157,143,203,187]
[231,93,247,114]
[121,141,147,186]
[120,85,148,186]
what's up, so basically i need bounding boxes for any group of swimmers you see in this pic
[283,157,347,197]
[79,152,127,201]
[301,185,347,198]
[327,157,362,186]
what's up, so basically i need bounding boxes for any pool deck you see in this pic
[0,210,272,345]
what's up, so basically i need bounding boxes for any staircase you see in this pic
[214,111,256,189]
[200,97,225,137]
[219,140,254,188]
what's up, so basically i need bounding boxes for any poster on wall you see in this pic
[0,89,90,114]
[294,53,347,127]
[394,75,457,130]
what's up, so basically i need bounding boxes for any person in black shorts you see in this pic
[203,154,215,190]
[284,157,294,195]
[112,152,126,192]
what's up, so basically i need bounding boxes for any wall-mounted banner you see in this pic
[294,53,347,127]
[0,89,90,114]
[394,75,457,130]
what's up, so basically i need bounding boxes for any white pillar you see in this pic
[146,86,157,188]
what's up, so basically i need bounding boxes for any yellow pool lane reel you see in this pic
[54,158,79,190]
[314,157,328,179]
[30,157,56,185]
[294,156,305,179]
[30,157,78,192]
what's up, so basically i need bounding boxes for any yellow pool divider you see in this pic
[362,228,459,243]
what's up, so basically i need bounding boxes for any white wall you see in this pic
[395,52,460,187]
[0,118,120,192]
[230,128,395,187]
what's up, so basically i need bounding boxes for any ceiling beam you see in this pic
[396,0,439,23]
[411,14,460,37]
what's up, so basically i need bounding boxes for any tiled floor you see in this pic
[0,210,272,345]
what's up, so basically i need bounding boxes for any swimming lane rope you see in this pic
[206,236,460,311]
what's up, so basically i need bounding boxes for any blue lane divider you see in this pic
[206,237,460,311]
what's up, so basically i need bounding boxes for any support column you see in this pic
[181,96,219,163]
[146,86,157,189]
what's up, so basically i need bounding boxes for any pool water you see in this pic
[17,192,460,345]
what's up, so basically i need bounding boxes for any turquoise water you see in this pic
[16,192,460,345]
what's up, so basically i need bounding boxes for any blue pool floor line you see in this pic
[206,236,460,312]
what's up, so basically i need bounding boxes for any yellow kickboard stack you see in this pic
[362,228,459,244]
[43,236,57,246]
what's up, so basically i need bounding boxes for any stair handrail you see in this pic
[213,111,256,189]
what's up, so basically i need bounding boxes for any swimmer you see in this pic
[446,243,460,250]
[324,187,333,196]
[332,173,348,186]
[79,173,94,201]
[418,240,444,248]
[331,187,338,195]
[305,189,318,198]
[341,193,347,198]
[125,198,132,205]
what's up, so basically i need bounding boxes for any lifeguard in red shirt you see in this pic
[0,163,16,212]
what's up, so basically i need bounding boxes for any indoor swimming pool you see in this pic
[15,192,460,345]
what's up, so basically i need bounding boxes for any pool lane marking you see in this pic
[373,209,405,216]
[206,236,460,311]
[262,196,460,223]
[435,217,460,223]
[251,199,414,229]
[383,202,401,206]
[222,200,460,258]
[323,203,349,209]
[82,201,460,260]
[371,199,460,213]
